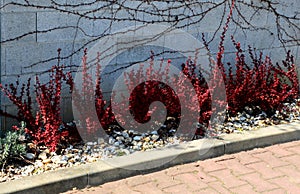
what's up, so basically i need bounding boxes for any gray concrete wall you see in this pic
[0,0,299,129]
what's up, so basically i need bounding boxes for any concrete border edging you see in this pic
[0,122,299,194]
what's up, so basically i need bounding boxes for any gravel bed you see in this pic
[1,99,300,183]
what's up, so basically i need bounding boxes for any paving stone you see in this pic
[99,180,128,190]
[111,185,141,194]
[133,182,164,194]
[285,145,300,155]
[240,172,279,192]
[162,183,190,193]
[173,173,208,191]
[196,169,218,183]
[207,181,232,194]
[268,176,300,193]
[280,155,300,167]
[229,184,258,194]
[251,152,289,168]
[266,145,295,158]
[262,188,287,194]
[209,169,247,189]
[246,161,284,179]
[199,160,227,173]
[216,156,255,176]
[274,165,300,184]
[199,187,220,194]
[236,151,262,165]
[125,175,153,187]
[148,172,181,189]
[165,165,198,176]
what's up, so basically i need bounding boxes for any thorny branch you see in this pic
[0,0,298,74]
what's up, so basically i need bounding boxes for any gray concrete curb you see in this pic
[1,122,299,194]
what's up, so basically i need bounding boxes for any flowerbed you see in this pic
[0,0,299,183]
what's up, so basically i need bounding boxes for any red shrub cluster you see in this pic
[0,50,73,151]
[1,0,299,148]
[111,50,227,138]
[225,44,299,115]
[71,49,116,141]
[201,0,299,116]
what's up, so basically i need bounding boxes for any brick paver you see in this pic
[62,140,300,194]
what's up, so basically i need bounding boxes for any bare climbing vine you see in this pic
[0,0,298,72]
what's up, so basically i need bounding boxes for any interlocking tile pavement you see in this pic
[62,140,300,194]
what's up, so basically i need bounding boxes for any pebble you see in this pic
[151,134,160,141]
[38,152,48,160]
[2,100,300,183]
[133,136,142,141]
[25,153,35,160]
[143,137,151,142]
[240,116,247,122]
[51,155,61,164]
[42,159,52,164]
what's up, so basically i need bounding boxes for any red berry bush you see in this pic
[202,0,299,117]
[0,50,73,151]
[0,0,298,150]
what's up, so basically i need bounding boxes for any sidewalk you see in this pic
[63,140,300,194]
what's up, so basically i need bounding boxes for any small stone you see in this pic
[51,155,61,164]
[35,160,44,168]
[38,152,48,160]
[44,164,52,171]
[66,154,75,159]
[167,117,176,121]
[259,112,267,119]
[240,116,246,122]
[144,137,151,142]
[108,137,115,144]
[114,131,122,135]
[43,159,52,164]
[114,141,121,147]
[22,165,34,176]
[133,136,142,141]
[116,136,125,141]
[86,142,94,146]
[124,137,132,143]
[151,134,159,141]
[71,149,80,154]
[58,160,68,165]
[25,153,35,160]
[87,156,97,163]
[86,145,92,151]
[151,130,158,135]
[121,149,130,155]
[243,126,251,130]
[168,129,176,135]
[226,122,233,126]
[68,158,76,163]
[132,141,138,146]
[122,131,130,138]
[61,155,69,161]
[74,155,81,162]
[233,122,242,128]
[98,138,105,144]
[128,130,135,135]
[132,145,141,150]
[27,143,36,150]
